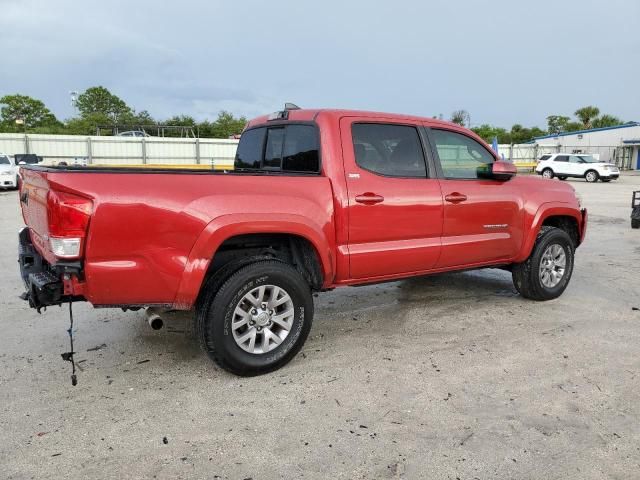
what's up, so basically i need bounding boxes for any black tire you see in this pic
[542,168,554,179]
[601,179,611,183]
[512,226,575,301]
[584,170,599,183]
[198,260,313,376]
[194,255,274,340]
[558,176,567,181]
[632,219,640,229]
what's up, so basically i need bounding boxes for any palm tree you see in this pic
[591,114,622,129]
[574,106,600,129]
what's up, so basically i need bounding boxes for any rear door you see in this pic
[427,127,524,267]
[340,117,443,279]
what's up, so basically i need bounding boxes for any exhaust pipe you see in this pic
[145,308,164,330]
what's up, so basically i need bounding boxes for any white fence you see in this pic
[0,133,239,168]
[0,133,629,170]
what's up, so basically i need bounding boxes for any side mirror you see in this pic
[479,161,517,181]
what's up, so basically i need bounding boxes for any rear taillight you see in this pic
[47,190,93,258]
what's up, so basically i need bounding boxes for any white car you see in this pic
[536,153,619,183]
[116,130,150,137]
[0,153,19,190]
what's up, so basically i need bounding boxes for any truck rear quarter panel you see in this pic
[42,172,335,308]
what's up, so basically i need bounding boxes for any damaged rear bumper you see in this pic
[18,228,83,310]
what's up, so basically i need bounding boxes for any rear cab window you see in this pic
[235,124,320,173]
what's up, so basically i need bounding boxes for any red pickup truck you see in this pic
[18,107,587,375]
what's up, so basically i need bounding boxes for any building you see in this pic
[532,122,640,170]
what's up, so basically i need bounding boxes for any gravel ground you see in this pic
[1,175,639,479]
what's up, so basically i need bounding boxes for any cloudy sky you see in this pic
[1,0,638,128]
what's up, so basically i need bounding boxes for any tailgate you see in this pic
[20,168,52,255]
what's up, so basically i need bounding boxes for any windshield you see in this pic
[577,155,599,163]
[0,156,10,165]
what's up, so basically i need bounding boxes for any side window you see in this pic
[568,155,582,163]
[351,123,427,178]
[539,155,551,161]
[431,129,494,179]
[555,155,569,162]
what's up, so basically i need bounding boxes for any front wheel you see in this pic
[512,226,574,301]
[198,260,314,376]
[585,170,599,183]
[542,168,554,179]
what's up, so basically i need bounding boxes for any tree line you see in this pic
[0,87,632,143]
[451,106,631,144]
[0,86,247,138]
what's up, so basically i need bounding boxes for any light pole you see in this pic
[70,91,79,114]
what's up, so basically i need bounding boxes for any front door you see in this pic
[428,128,523,268]
[341,118,443,279]
[568,155,587,176]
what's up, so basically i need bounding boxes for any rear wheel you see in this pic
[512,226,574,301]
[558,176,567,181]
[198,260,314,376]
[585,170,599,183]
[542,168,554,179]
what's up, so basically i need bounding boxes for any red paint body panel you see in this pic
[18,109,585,310]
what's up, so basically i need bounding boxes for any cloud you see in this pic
[1,0,639,126]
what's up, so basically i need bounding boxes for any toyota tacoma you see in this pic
[17,106,587,376]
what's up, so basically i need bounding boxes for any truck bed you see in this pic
[19,165,335,308]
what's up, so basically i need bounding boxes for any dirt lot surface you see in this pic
[1,175,639,479]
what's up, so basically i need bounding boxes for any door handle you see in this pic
[355,193,384,205]
[444,192,467,204]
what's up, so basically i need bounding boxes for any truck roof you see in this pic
[245,108,461,130]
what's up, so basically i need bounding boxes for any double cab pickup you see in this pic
[18,106,587,375]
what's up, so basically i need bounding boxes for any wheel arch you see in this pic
[173,213,335,309]
[516,204,583,263]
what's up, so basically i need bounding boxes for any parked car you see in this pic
[536,153,619,182]
[17,107,587,376]
[14,153,43,165]
[0,153,19,189]
[116,130,150,137]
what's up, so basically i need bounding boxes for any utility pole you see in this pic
[70,91,79,114]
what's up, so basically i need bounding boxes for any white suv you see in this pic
[536,154,619,183]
